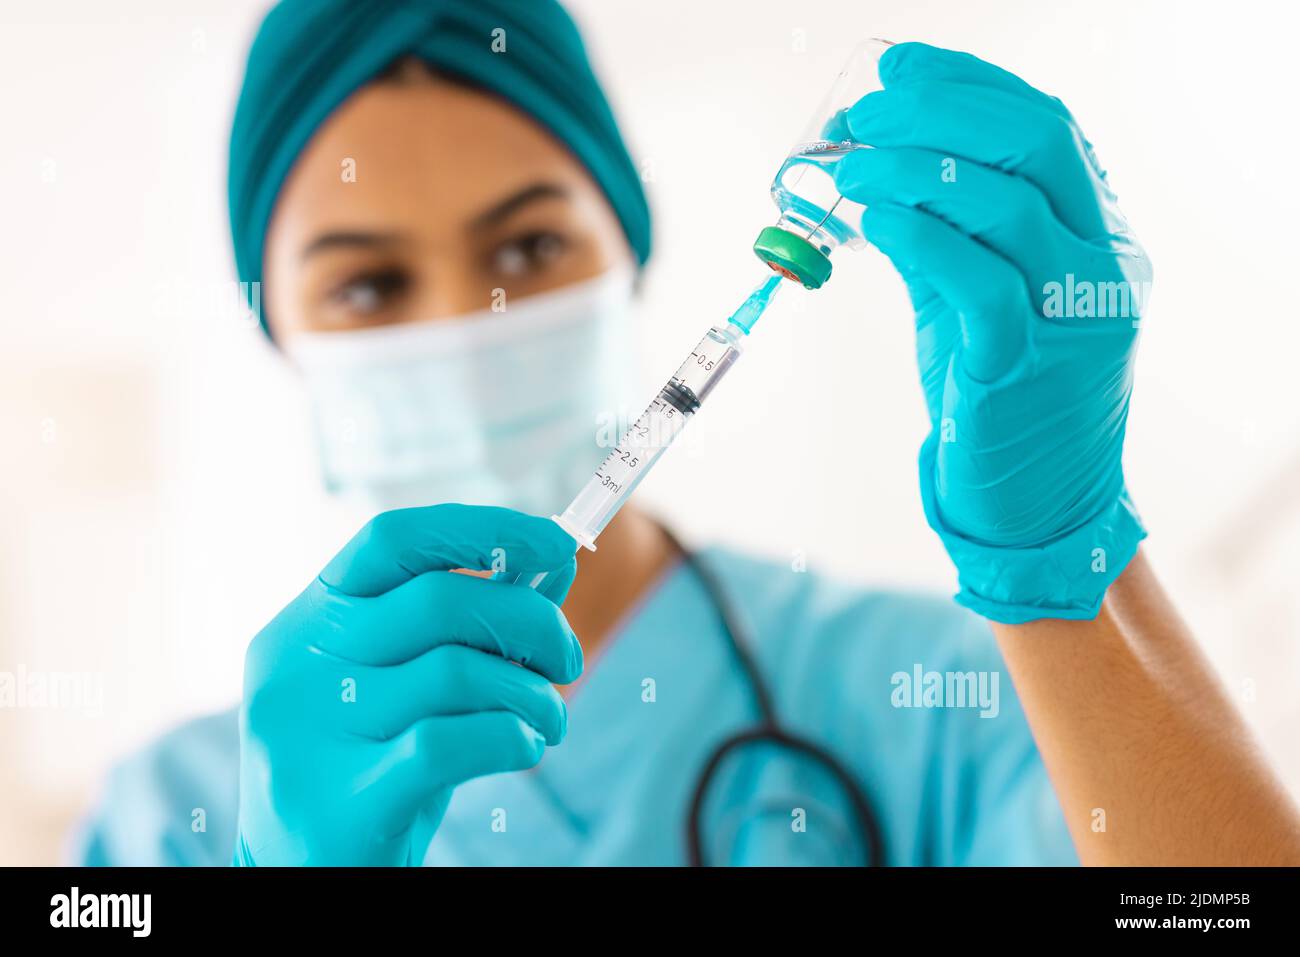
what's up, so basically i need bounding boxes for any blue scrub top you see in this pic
[71,547,1077,866]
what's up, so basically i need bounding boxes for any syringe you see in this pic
[509,274,784,589]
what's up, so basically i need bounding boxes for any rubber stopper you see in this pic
[752,225,833,289]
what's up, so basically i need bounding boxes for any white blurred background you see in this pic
[2,0,1298,864]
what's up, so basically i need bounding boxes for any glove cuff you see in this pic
[918,433,1147,624]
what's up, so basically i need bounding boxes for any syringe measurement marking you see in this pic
[549,279,780,555]
[595,395,685,488]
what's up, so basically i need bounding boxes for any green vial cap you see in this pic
[752,226,833,289]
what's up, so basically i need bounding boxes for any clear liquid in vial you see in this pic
[770,142,869,252]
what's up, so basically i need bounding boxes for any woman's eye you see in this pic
[328,269,409,314]
[490,231,569,278]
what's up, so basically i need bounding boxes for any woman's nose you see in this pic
[420,263,499,320]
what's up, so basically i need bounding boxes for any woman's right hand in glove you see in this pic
[235,504,581,866]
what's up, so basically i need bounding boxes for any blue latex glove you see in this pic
[834,42,1149,624]
[236,505,581,865]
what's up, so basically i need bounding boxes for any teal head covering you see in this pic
[228,0,651,334]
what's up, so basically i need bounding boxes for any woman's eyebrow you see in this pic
[470,182,568,229]
[300,230,407,261]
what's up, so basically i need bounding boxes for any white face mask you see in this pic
[286,267,638,515]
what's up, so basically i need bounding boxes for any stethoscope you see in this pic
[656,525,887,867]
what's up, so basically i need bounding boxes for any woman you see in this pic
[75,0,1300,866]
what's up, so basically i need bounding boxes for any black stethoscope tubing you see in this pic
[656,525,887,867]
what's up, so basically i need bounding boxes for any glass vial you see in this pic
[753,38,892,289]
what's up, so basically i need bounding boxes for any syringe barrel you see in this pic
[558,401,684,543]
[564,322,745,546]
[501,306,764,591]
[500,559,573,592]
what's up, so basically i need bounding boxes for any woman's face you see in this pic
[263,62,633,339]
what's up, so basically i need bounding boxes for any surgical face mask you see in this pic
[286,267,638,516]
